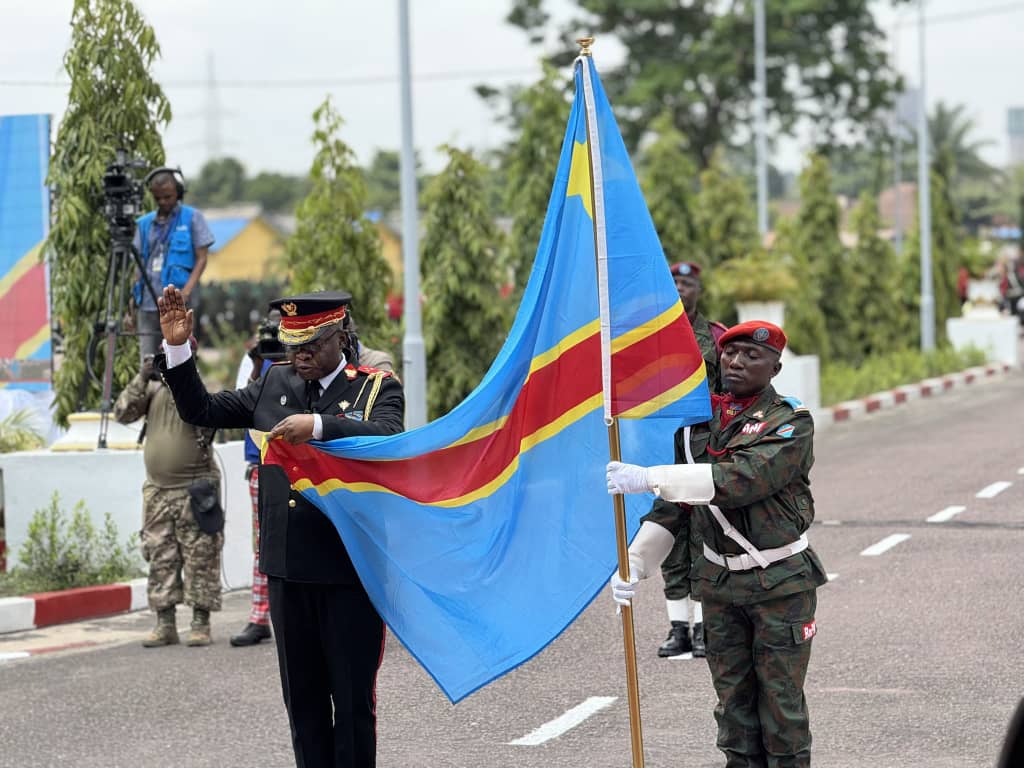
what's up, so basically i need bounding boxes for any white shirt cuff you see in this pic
[312,414,323,440]
[163,340,193,368]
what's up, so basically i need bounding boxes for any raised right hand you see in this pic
[157,284,193,346]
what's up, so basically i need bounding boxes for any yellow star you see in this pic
[566,140,593,220]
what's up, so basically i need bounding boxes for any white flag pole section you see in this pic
[576,39,646,768]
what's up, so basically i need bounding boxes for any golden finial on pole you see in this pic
[576,37,594,56]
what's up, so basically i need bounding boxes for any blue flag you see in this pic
[267,56,711,703]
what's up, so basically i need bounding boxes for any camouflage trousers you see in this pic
[703,589,817,768]
[141,481,223,612]
[661,525,693,600]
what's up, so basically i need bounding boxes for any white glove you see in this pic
[647,463,715,504]
[606,461,651,495]
[609,567,639,607]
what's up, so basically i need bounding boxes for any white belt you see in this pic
[703,534,809,572]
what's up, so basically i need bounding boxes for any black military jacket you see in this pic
[160,356,404,583]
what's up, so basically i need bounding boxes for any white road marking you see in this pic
[1017,467,1024,475]
[860,534,911,557]
[976,481,1012,499]
[0,652,31,662]
[509,696,618,746]
[667,652,694,661]
[927,505,966,523]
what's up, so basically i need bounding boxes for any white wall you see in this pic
[0,441,254,591]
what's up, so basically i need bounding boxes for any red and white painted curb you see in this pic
[0,577,147,636]
[815,362,1014,427]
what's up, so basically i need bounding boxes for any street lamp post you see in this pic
[754,0,768,236]
[398,0,427,428]
[916,0,935,351]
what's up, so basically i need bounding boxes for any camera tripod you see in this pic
[92,224,160,450]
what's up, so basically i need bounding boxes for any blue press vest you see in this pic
[134,205,196,304]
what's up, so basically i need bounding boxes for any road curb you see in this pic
[0,577,148,635]
[814,362,1014,428]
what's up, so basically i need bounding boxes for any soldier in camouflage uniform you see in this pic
[608,321,827,768]
[115,352,223,647]
[655,261,727,658]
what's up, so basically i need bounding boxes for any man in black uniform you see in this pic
[155,284,404,768]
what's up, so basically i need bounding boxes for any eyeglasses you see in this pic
[284,330,338,357]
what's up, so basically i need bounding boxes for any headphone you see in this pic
[144,166,187,200]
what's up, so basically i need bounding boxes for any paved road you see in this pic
[1,369,1022,767]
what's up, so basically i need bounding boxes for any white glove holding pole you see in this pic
[607,522,676,609]
[606,461,651,495]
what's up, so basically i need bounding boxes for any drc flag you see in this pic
[265,55,711,703]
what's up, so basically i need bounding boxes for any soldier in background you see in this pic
[114,344,223,647]
[607,321,827,767]
[654,261,726,659]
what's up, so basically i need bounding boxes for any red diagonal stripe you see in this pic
[0,264,48,357]
[269,319,705,503]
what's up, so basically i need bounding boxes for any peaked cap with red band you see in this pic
[269,290,352,346]
[719,320,787,354]
[669,261,701,278]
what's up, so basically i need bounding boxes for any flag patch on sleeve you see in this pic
[776,423,795,439]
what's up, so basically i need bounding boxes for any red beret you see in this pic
[669,261,701,278]
[719,321,786,354]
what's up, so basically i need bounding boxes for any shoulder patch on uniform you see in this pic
[781,395,809,413]
[357,365,393,378]
[776,423,795,439]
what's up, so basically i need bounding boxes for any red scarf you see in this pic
[713,392,760,428]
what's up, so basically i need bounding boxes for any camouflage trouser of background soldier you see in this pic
[661,526,692,599]
[702,589,817,768]
[141,481,223,612]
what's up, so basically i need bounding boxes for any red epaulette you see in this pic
[357,365,393,378]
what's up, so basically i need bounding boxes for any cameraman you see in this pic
[231,312,284,647]
[131,169,214,364]
[114,344,224,647]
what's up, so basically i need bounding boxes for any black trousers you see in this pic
[268,578,385,768]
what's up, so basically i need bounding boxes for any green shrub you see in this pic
[0,493,143,596]
[821,346,988,406]
[0,409,45,453]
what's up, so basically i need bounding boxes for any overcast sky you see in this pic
[1,0,1020,181]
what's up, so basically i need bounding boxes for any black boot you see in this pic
[691,623,706,658]
[230,622,271,647]
[657,621,692,657]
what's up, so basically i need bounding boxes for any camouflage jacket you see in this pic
[643,384,828,605]
[690,313,723,394]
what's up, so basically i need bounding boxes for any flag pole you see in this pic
[576,36,645,768]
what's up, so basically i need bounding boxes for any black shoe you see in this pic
[657,621,692,657]
[230,623,271,647]
[691,623,706,658]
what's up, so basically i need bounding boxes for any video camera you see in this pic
[101,149,147,233]
[254,314,286,362]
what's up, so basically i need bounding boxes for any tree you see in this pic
[639,112,699,265]
[900,164,961,348]
[847,192,904,361]
[46,0,170,427]
[506,0,905,168]
[772,216,828,358]
[692,149,759,321]
[421,147,509,420]
[791,154,850,361]
[285,98,392,351]
[502,63,570,297]
[189,157,246,208]
[244,172,310,213]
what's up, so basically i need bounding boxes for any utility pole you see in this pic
[916,0,934,351]
[205,52,223,162]
[754,0,768,236]
[398,0,427,428]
